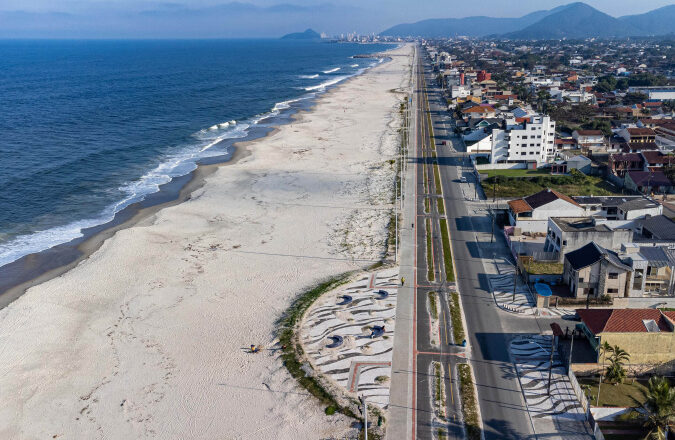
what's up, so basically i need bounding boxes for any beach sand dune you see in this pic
[0,45,411,439]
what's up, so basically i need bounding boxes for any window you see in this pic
[607,288,618,294]
[522,135,528,139]
[579,277,584,283]
[562,240,567,245]
[608,273,618,279]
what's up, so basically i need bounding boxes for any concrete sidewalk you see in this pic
[386,46,418,440]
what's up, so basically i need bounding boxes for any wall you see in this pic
[475,163,526,170]
[600,331,675,364]
[532,199,586,221]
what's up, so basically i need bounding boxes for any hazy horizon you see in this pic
[0,0,673,39]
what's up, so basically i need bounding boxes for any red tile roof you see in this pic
[627,127,656,136]
[576,309,674,334]
[576,130,603,136]
[507,199,532,214]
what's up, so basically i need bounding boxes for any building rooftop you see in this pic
[551,217,612,233]
[575,129,603,136]
[639,215,675,240]
[565,242,631,271]
[627,170,671,187]
[576,308,675,334]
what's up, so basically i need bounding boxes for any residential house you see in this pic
[641,150,675,172]
[619,127,657,144]
[636,215,675,241]
[572,195,662,220]
[508,189,585,233]
[461,104,496,117]
[544,217,633,262]
[572,130,605,150]
[624,170,673,194]
[576,308,675,364]
[549,155,592,175]
[609,153,644,178]
[563,242,632,299]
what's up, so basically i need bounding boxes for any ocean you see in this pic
[0,39,391,268]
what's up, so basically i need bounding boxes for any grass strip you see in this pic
[424,197,430,214]
[433,163,442,195]
[428,291,438,320]
[449,292,465,343]
[423,164,429,194]
[426,218,435,282]
[433,362,445,420]
[439,218,454,281]
[278,274,356,419]
[457,364,481,440]
[437,198,445,215]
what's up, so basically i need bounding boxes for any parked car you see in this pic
[459,176,468,183]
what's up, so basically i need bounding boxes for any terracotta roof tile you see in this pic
[507,199,532,214]
[576,309,673,334]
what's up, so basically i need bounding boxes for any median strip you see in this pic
[437,198,445,215]
[457,364,481,440]
[439,218,454,281]
[449,292,464,343]
[426,218,434,282]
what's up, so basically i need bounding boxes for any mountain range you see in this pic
[380,2,675,39]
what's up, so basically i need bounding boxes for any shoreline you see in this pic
[0,48,397,310]
[0,43,412,439]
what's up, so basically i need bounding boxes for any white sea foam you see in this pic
[323,67,340,74]
[299,74,319,79]
[0,53,388,269]
[351,64,359,67]
[305,76,348,91]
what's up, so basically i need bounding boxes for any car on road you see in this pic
[459,176,468,183]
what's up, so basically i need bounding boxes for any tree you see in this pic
[605,345,630,384]
[620,376,675,440]
[537,90,551,114]
[624,92,649,106]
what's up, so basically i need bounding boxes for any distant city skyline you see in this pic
[1,0,673,38]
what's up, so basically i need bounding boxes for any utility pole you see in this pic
[359,395,368,440]
[493,175,498,202]
[547,333,556,395]
[568,329,575,372]
[512,266,518,302]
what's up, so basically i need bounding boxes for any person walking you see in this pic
[401,277,405,286]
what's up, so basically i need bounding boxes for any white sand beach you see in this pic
[0,44,411,439]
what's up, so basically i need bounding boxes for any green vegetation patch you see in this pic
[524,260,564,275]
[428,291,438,320]
[482,168,549,178]
[424,197,430,214]
[449,292,464,343]
[426,218,435,282]
[457,364,481,440]
[433,163,442,195]
[579,378,650,408]
[437,198,445,215]
[481,169,619,198]
[439,218,454,282]
[278,274,356,419]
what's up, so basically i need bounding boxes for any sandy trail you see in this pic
[0,44,411,439]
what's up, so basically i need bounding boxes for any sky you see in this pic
[0,0,673,38]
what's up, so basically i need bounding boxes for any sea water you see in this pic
[0,39,390,267]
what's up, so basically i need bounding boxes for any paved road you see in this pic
[388,45,578,440]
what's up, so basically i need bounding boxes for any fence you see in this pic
[558,337,606,440]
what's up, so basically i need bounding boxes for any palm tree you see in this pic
[620,376,675,440]
[597,341,613,405]
[606,345,630,384]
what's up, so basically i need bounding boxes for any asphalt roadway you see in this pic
[407,48,574,440]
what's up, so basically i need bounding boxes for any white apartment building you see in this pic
[490,115,556,164]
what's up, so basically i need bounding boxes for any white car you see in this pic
[459,176,468,183]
